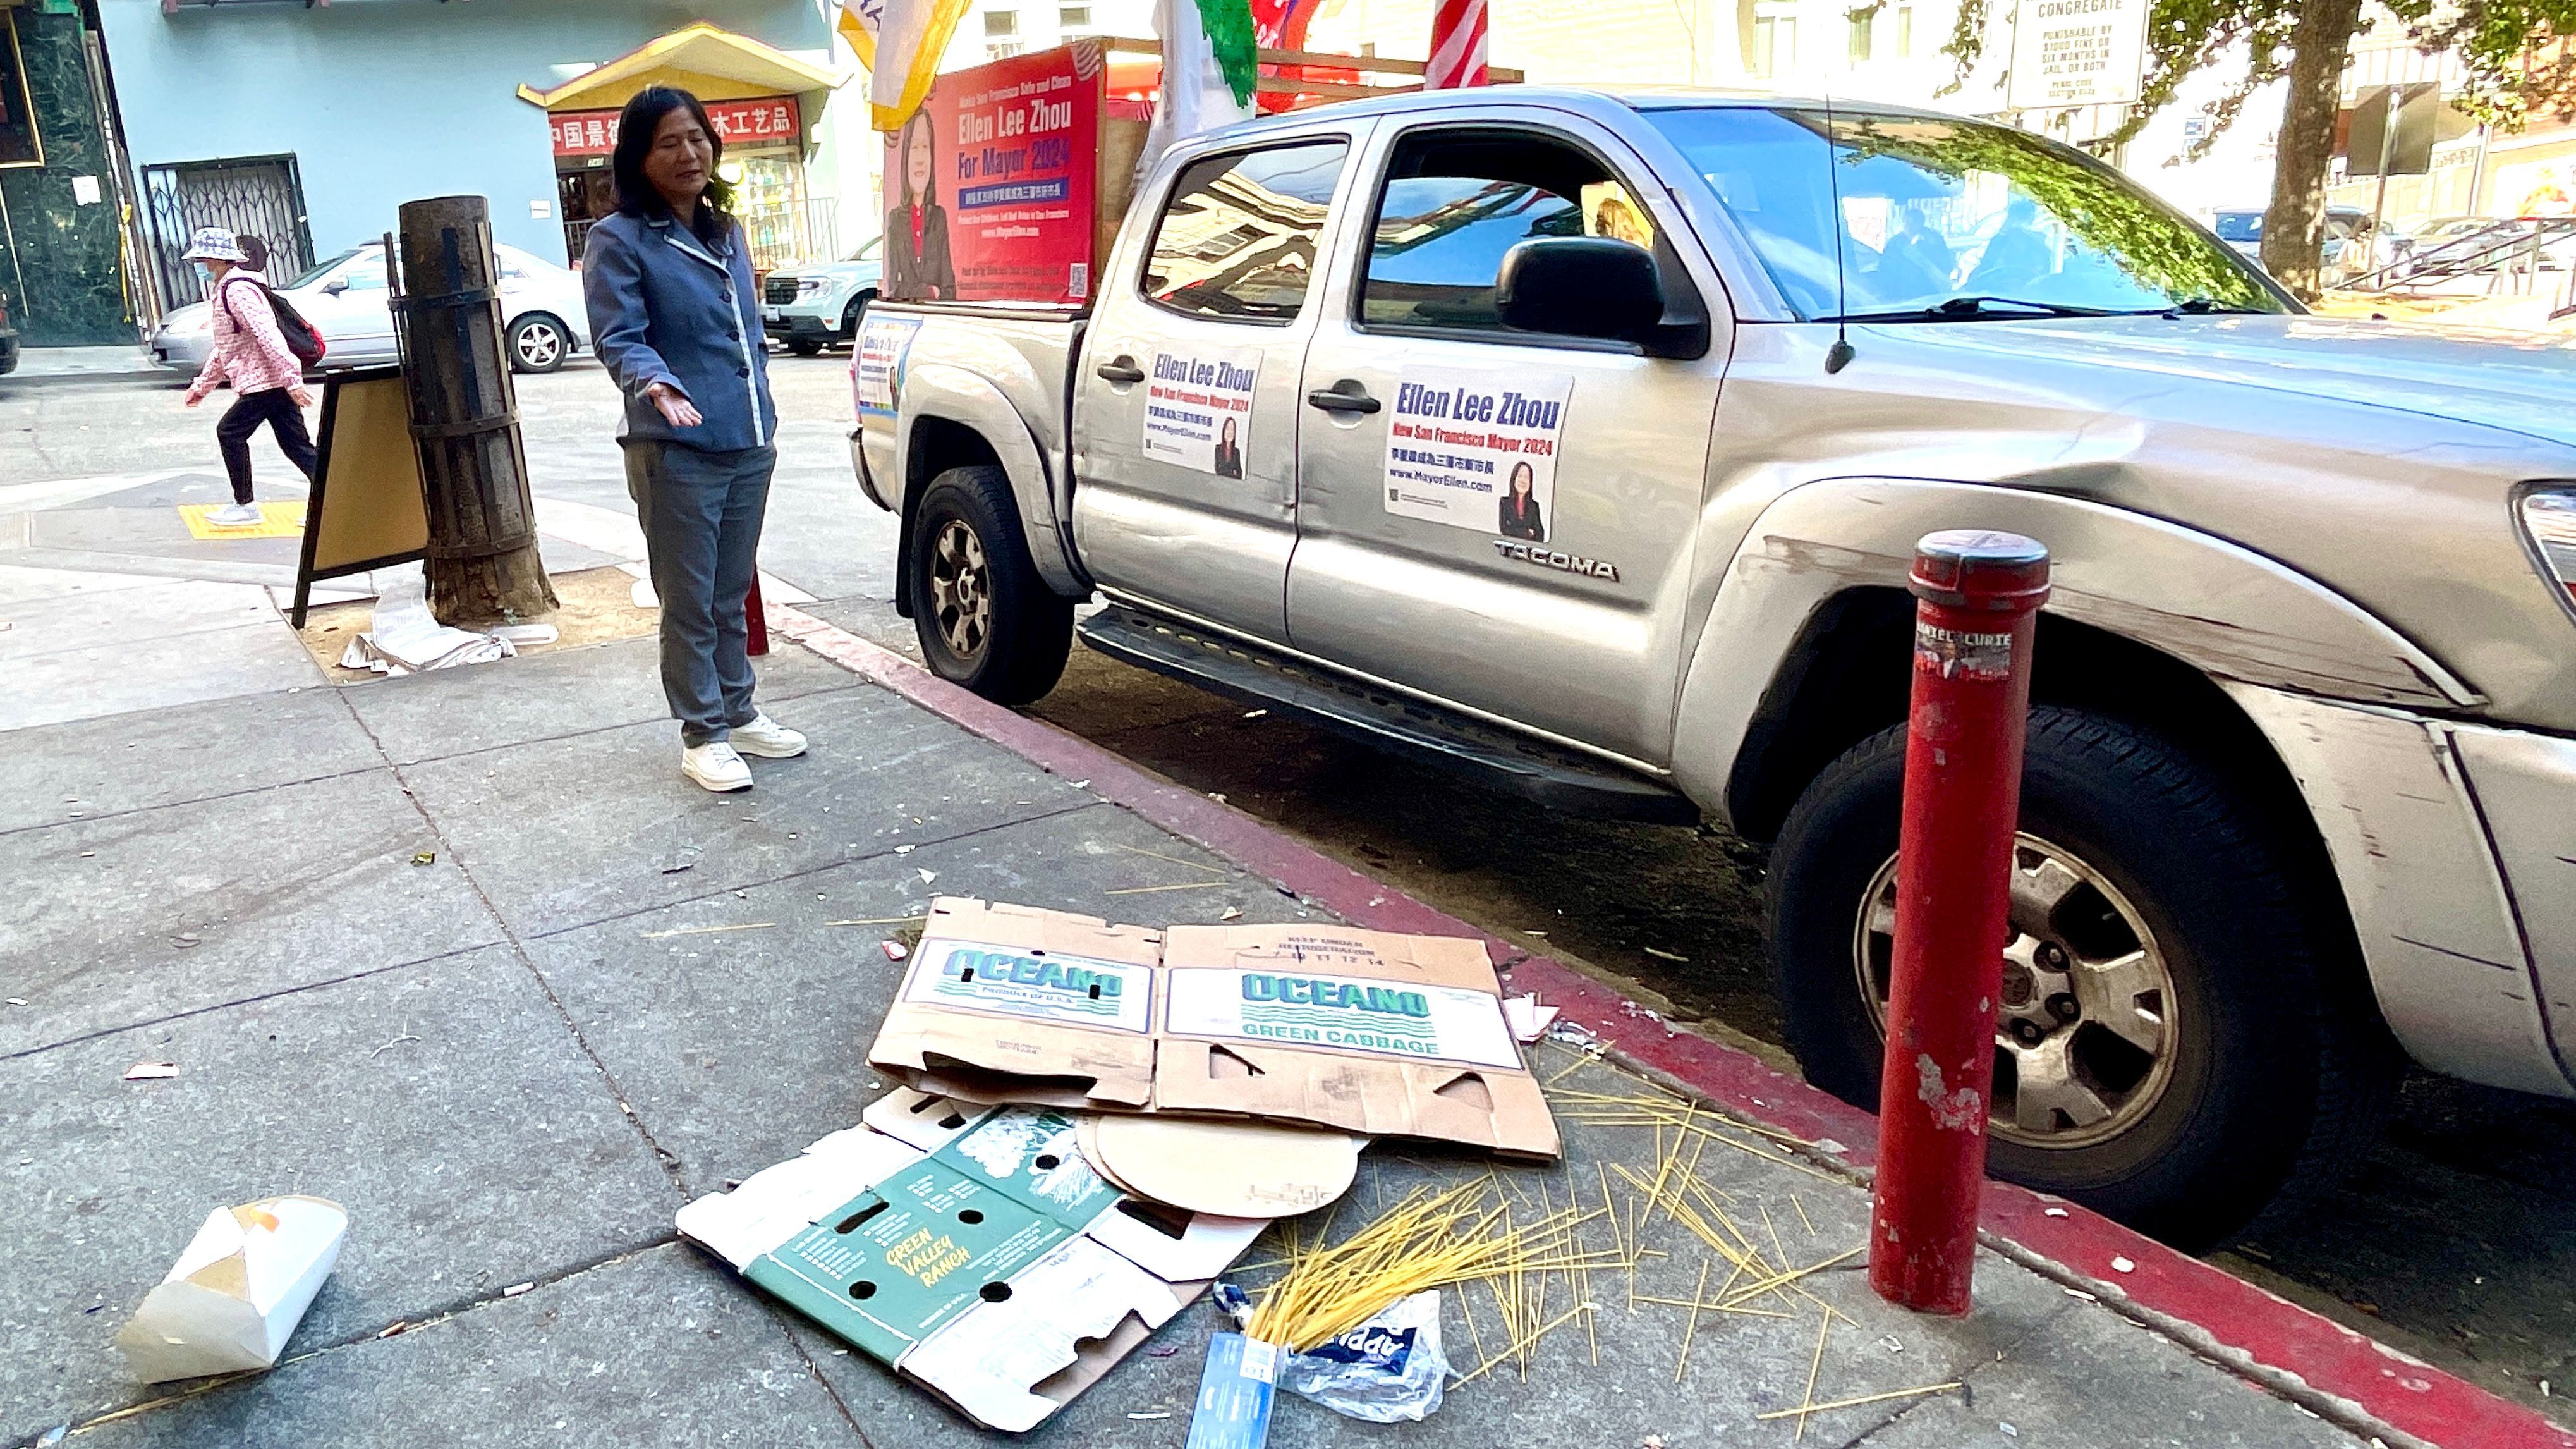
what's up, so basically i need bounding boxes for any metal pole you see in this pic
[1868,529,2051,1317]
[2366,85,2400,282]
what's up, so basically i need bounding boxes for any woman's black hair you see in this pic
[236,234,270,272]
[894,108,938,210]
[612,85,738,248]
[1510,460,1535,493]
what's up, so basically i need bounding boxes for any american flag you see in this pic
[1426,0,1488,89]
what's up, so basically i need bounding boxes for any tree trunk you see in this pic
[2261,0,2366,298]
[393,195,557,626]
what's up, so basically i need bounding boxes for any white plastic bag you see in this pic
[1279,1290,1447,1423]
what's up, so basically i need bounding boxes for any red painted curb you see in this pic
[773,603,2576,1449]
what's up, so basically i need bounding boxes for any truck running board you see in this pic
[1076,604,1701,824]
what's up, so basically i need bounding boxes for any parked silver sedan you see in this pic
[149,241,592,375]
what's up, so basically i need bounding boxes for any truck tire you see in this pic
[787,338,827,357]
[908,465,1072,705]
[1766,706,2395,1249]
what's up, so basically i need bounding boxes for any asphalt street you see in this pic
[5,348,2570,1429]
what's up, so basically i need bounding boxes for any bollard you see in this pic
[1868,529,2050,1316]
[745,572,770,657]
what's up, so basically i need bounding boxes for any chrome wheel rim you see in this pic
[515,322,562,369]
[1854,833,2179,1150]
[928,519,992,662]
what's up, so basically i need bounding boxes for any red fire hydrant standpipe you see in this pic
[1868,529,2051,1316]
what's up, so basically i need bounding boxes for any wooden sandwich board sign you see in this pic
[291,366,432,628]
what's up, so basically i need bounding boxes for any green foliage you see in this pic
[2422,2,2576,129]
[1937,0,2576,150]
[1832,114,2277,308]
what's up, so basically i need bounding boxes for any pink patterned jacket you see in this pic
[185,269,305,401]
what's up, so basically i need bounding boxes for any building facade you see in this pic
[2,0,141,346]
[93,0,860,326]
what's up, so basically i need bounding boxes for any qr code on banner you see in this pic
[1069,262,1090,300]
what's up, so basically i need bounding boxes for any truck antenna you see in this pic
[1823,85,1856,374]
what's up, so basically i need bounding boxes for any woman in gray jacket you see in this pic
[583,86,805,793]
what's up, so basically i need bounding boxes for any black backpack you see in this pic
[221,275,327,368]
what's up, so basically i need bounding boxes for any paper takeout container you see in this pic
[115,1195,347,1383]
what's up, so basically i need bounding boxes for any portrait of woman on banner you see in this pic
[885,108,956,301]
[1498,460,1545,542]
[1213,415,1244,479]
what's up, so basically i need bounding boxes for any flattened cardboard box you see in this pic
[873,898,1163,1111]
[870,898,1558,1160]
[677,1094,1261,1433]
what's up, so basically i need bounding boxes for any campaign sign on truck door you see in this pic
[882,44,1103,305]
[1382,369,1574,542]
[1143,346,1261,477]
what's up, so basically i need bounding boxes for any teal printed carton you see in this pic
[869,899,1558,1161]
[872,897,1166,1111]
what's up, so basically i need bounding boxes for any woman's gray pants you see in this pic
[624,440,775,747]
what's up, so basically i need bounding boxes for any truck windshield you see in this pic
[1640,106,2286,321]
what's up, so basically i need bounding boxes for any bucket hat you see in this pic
[180,227,248,264]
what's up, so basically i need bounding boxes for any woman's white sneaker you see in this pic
[682,742,753,792]
[731,712,807,759]
[205,503,263,528]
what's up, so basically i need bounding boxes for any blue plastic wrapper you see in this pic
[1280,1290,1448,1423]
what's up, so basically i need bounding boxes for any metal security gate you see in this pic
[142,154,314,309]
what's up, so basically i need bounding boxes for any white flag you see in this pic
[1135,0,1258,189]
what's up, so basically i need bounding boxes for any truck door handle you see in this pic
[1097,356,1146,384]
[1308,382,1380,415]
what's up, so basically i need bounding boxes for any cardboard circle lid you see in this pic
[1086,1114,1361,1219]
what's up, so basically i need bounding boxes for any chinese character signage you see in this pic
[550,96,804,157]
[881,44,1107,305]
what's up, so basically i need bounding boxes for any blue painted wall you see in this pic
[97,0,831,271]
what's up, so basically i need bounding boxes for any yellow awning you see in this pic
[517,22,842,111]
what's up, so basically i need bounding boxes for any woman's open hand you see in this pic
[646,381,703,429]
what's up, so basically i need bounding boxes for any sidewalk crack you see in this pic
[329,689,693,1197]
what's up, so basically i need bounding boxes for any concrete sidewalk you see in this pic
[0,620,2548,1448]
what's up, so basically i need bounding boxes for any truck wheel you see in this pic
[786,338,826,357]
[840,292,873,348]
[908,465,1072,705]
[1766,706,2394,1249]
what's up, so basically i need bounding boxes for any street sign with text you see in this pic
[2005,0,2149,111]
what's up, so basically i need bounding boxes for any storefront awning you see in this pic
[516,21,841,111]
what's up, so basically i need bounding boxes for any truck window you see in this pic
[1640,105,2283,319]
[1142,140,1348,324]
[1361,128,1651,333]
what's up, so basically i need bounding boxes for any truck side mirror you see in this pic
[1496,238,1674,350]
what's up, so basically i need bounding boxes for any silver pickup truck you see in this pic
[850,87,2576,1246]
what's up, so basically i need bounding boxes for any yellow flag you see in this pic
[839,0,975,130]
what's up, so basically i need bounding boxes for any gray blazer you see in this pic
[582,211,778,454]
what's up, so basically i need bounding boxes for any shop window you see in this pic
[0,10,41,168]
[1752,13,1795,80]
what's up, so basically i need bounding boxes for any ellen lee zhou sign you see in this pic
[1382,368,1574,544]
[882,44,1104,305]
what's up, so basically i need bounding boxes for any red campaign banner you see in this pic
[550,96,803,157]
[882,44,1103,305]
